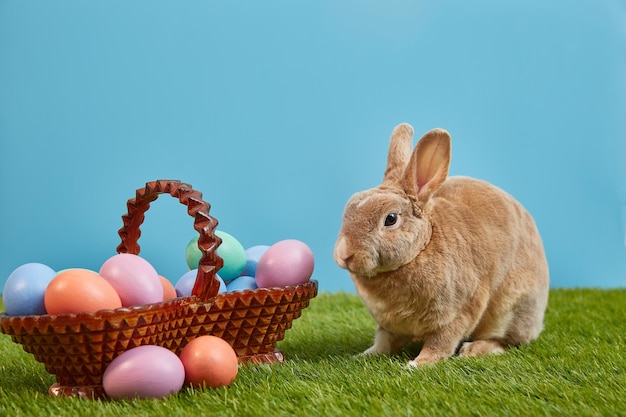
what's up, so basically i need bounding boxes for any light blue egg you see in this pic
[3,263,56,316]
[226,275,258,292]
[217,275,227,293]
[241,245,270,277]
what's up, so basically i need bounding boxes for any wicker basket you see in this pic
[0,180,318,399]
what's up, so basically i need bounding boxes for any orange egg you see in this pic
[179,335,238,388]
[159,275,178,301]
[44,269,122,315]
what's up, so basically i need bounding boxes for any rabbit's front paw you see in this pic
[356,346,381,357]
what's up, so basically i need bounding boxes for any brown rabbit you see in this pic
[334,123,549,366]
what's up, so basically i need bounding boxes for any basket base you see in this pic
[238,349,285,366]
[49,383,104,400]
[48,349,286,399]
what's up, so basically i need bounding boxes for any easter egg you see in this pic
[2,263,56,316]
[179,336,238,388]
[185,235,202,270]
[99,254,163,307]
[241,245,270,277]
[160,276,178,301]
[185,231,246,281]
[255,240,314,288]
[175,269,226,297]
[44,269,122,315]
[214,230,246,280]
[226,275,258,292]
[103,345,185,399]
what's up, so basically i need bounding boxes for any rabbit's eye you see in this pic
[384,213,398,227]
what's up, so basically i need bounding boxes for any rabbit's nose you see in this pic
[336,253,354,269]
[334,237,353,269]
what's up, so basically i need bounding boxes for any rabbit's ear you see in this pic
[402,129,451,203]
[383,123,414,184]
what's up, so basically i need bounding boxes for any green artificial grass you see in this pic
[1,289,625,416]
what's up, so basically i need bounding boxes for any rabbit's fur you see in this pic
[334,123,549,366]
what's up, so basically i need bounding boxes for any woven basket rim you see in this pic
[0,280,318,323]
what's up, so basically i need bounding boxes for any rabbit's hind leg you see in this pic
[459,292,547,358]
[458,339,506,357]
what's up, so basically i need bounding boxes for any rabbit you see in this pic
[334,123,549,367]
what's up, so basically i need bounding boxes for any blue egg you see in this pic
[226,275,258,292]
[241,245,270,277]
[3,263,56,316]
[217,275,227,293]
[175,269,226,297]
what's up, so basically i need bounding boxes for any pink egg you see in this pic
[255,239,314,288]
[103,345,185,399]
[44,269,122,315]
[99,254,163,307]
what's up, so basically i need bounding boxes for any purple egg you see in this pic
[175,269,226,297]
[99,254,162,307]
[256,240,314,288]
[103,345,185,399]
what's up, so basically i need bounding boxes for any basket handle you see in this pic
[116,180,224,302]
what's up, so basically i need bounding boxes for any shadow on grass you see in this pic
[276,293,425,363]
[0,335,55,395]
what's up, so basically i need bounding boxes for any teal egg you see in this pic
[185,235,201,270]
[214,230,246,281]
[185,230,246,281]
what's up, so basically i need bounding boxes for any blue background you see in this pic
[1,1,625,293]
